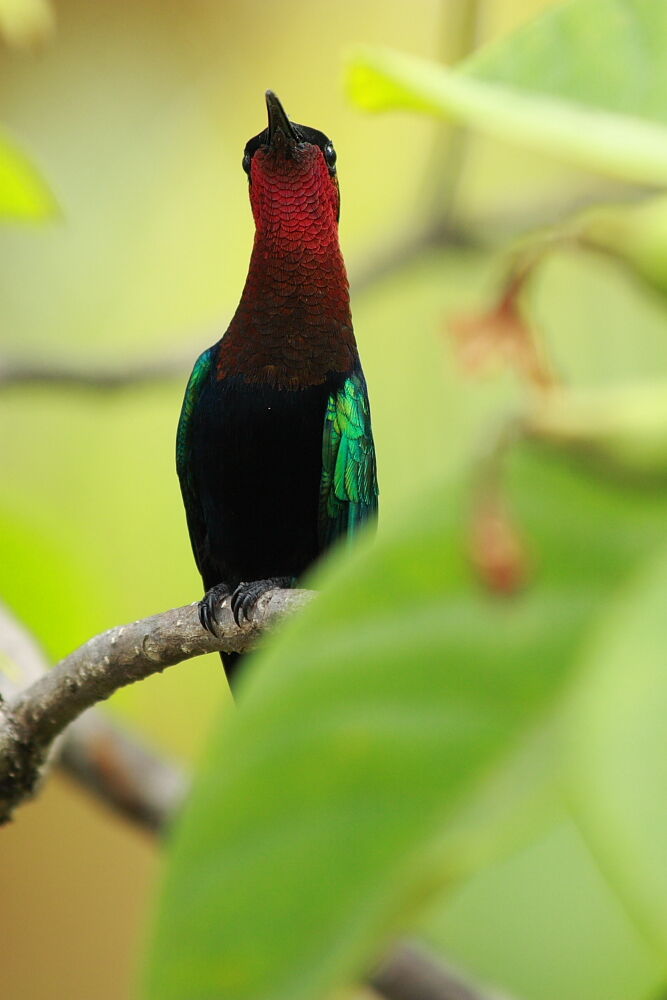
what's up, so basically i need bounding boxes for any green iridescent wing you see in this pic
[319,371,379,548]
[176,347,213,577]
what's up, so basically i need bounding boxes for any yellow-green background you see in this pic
[1,2,662,998]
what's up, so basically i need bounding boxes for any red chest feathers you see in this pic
[216,143,357,390]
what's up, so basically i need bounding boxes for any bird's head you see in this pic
[242,91,340,239]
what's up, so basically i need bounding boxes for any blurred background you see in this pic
[1,1,665,998]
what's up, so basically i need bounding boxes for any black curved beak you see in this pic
[265,90,299,147]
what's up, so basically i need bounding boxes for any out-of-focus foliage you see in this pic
[578,196,667,297]
[0,0,55,216]
[425,818,658,1000]
[147,444,667,1000]
[144,1,667,999]
[346,0,667,185]
[529,380,667,472]
[571,548,667,956]
[4,1,667,999]
[0,0,53,49]
[0,126,55,218]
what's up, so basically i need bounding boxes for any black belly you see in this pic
[189,373,336,589]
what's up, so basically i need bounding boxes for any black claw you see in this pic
[198,583,231,635]
[229,577,294,628]
[230,582,247,628]
[198,597,213,634]
[199,599,209,632]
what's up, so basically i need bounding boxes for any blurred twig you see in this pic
[2,201,647,400]
[0,350,194,392]
[371,942,513,1000]
[0,199,653,395]
[58,710,188,832]
[351,215,475,295]
[350,186,647,297]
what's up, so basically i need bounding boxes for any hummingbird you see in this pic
[176,91,378,681]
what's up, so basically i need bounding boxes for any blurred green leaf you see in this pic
[146,444,667,1000]
[570,546,667,959]
[578,196,667,298]
[346,0,667,186]
[529,381,667,475]
[433,716,561,883]
[0,505,99,661]
[0,127,56,220]
[425,818,662,1000]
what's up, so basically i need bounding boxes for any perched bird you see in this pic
[176,91,378,681]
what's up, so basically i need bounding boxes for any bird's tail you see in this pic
[221,650,243,689]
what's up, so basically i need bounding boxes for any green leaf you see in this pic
[569,546,667,957]
[529,381,667,475]
[145,444,667,1000]
[0,127,56,220]
[432,717,561,883]
[577,196,667,299]
[346,0,667,186]
[425,818,662,1000]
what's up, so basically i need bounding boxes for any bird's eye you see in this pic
[242,151,251,175]
[323,142,337,171]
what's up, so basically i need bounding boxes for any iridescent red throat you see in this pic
[217,145,357,390]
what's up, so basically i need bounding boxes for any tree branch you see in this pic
[58,710,189,832]
[0,588,312,823]
[0,599,189,830]
[371,942,513,1000]
[0,351,193,391]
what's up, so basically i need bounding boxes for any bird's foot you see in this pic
[230,576,294,627]
[198,582,231,635]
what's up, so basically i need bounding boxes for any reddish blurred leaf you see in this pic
[449,268,556,390]
[469,485,529,596]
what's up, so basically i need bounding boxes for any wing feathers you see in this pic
[319,371,378,548]
[176,348,214,577]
